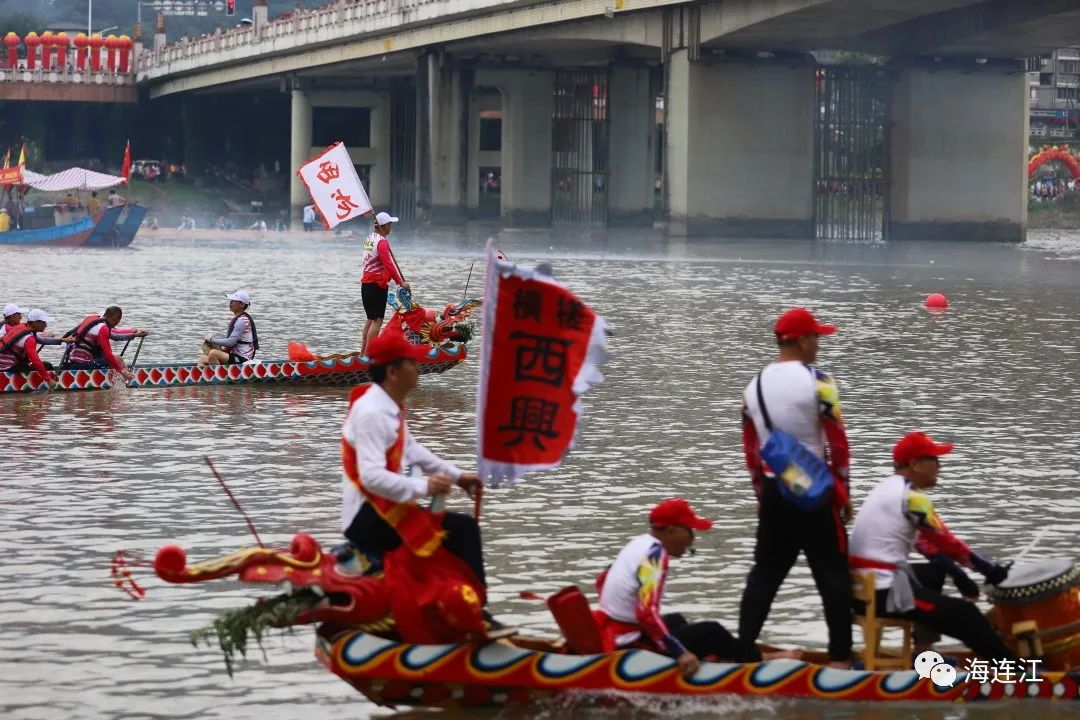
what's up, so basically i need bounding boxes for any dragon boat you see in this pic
[1,293,479,394]
[151,532,1080,709]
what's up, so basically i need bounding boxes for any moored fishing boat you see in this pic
[1,167,145,247]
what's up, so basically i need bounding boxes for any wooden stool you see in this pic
[852,570,913,671]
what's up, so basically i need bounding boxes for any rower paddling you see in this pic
[0,308,57,383]
[62,305,149,380]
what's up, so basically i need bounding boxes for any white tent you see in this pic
[21,167,126,192]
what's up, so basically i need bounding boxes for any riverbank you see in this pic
[1028,193,1080,229]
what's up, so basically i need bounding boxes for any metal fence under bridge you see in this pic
[552,69,610,225]
[813,65,889,241]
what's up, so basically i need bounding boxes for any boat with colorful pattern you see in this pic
[0,346,466,394]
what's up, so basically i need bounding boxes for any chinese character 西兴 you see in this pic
[1018,658,1044,682]
[498,396,560,450]
[991,658,1017,684]
[556,296,587,330]
[513,287,542,322]
[316,161,340,184]
[964,658,990,684]
[510,330,571,387]
[331,189,360,219]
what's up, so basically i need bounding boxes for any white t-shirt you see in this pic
[744,360,836,460]
[303,205,316,223]
[598,534,667,625]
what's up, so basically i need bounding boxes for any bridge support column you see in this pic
[426,53,468,225]
[889,62,1027,242]
[665,50,815,237]
[608,66,656,227]
[289,86,313,225]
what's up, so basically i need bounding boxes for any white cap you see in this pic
[225,290,252,305]
[26,309,54,324]
[3,303,27,318]
[375,211,399,225]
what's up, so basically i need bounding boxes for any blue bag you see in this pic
[755,371,834,511]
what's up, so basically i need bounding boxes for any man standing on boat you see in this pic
[0,309,56,382]
[595,498,798,678]
[849,432,1016,661]
[739,307,853,668]
[198,290,258,366]
[64,306,148,378]
[341,333,485,587]
[359,212,409,356]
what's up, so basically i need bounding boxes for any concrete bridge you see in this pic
[136,0,1080,240]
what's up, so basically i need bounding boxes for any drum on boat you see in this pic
[988,558,1080,670]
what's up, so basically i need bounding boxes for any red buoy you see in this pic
[925,293,948,310]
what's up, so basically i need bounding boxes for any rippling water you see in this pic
[2,229,1079,720]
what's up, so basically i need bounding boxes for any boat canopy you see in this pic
[21,167,126,192]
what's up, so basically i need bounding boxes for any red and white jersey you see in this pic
[361,232,406,289]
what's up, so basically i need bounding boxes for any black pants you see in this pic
[664,613,761,663]
[344,502,486,587]
[861,562,1017,661]
[361,282,389,321]
[738,486,852,661]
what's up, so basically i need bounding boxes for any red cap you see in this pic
[892,431,954,466]
[774,307,836,339]
[649,498,713,531]
[366,334,431,365]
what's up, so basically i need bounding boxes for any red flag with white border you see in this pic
[476,240,609,485]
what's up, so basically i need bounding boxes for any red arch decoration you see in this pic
[1028,147,1080,179]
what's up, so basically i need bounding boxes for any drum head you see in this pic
[989,558,1079,604]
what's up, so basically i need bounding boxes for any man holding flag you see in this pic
[341,333,486,587]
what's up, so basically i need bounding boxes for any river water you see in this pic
[1,229,1079,720]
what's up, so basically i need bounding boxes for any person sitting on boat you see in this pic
[360,211,409,356]
[595,499,800,678]
[0,309,57,381]
[0,207,10,232]
[341,333,485,587]
[849,432,1017,662]
[107,189,126,208]
[3,303,26,329]
[63,306,149,377]
[198,290,258,366]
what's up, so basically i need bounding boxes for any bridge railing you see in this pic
[139,0,524,77]
[0,65,135,86]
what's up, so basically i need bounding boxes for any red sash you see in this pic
[341,384,445,557]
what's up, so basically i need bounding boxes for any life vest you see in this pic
[340,384,445,557]
[0,323,32,366]
[226,312,259,358]
[65,314,108,364]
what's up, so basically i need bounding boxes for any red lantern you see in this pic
[23,32,40,71]
[105,35,119,73]
[74,33,89,71]
[88,33,104,72]
[40,31,54,70]
[55,32,70,70]
[3,33,18,70]
[117,35,132,74]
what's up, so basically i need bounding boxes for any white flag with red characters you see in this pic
[296,142,372,229]
[476,240,609,486]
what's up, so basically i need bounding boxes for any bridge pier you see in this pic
[475,68,553,227]
[426,53,469,225]
[665,51,815,237]
[888,60,1028,242]
[608,66,658,227]
[289,86,313,225]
